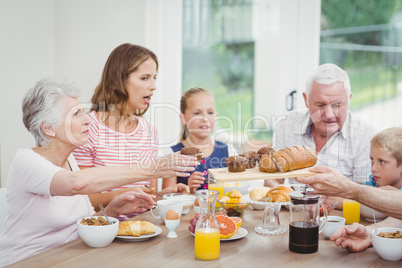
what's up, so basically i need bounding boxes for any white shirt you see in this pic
[0,149,95,266]
[273,109,376,184]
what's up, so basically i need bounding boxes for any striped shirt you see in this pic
[273,109,376,184]
[73,111,158,220]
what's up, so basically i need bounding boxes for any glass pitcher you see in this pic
[288,190,327,254]
[194,189,220,261]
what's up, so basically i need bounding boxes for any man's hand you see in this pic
[296,166,356,198]
[331,222,372,252]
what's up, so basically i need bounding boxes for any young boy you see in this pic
[363,127,402,190]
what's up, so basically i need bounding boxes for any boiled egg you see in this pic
[166,209,179,220]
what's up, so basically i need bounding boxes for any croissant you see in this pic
[249,187,271,201]
[259,146,317,173]
[267,186,293,202]
[117,221,155,237]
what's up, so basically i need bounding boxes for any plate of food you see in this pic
[115,221,162,242]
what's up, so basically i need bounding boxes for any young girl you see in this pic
[163,87,237,193]
[73,43,191,219]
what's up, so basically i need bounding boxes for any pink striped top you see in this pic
[73,111,159,188]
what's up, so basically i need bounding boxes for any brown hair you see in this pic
[179,87,213,141]
[91,43,158,118]
[371,127,402,166]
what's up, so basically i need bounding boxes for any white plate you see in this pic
[115,226,162,242]
[190,227,248,241]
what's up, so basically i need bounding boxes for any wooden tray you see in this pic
[208,167,315,183]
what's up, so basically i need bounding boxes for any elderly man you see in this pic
[265,63,376,186]
[296,166,402,252]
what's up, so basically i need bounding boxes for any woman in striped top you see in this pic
[73,44,190,220]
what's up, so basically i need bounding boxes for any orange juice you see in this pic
[194,228,220,260]
[343,199,360,224]
[208,183,224,208]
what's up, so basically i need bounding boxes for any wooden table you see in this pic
[9,208,401,267]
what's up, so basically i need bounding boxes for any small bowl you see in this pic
[218,200,250,217]
[163,193,196,215]
[372,228,402,261]
[77,216,118,248]
[360,204,387,222]
[223,182,250,195]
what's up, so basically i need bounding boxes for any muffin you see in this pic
[180,147,203,161]
[239,151,260,169]
[257,146,275,158]
[225,156,248,172]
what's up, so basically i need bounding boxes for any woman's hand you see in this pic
[102,191,156,217]
[187,171,205,193]
[150,152,199,178]
[331,222,372,252]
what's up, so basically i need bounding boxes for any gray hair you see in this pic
[305,63,351,104]
[22,77,81,147]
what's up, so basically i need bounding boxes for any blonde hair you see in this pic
[371,127,402,166]
[179,87,214,141]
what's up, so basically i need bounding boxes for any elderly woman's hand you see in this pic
[150,152,199,178]
[104,191,156,217]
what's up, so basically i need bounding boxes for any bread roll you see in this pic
[258,146,317,173]
[267,186,293,202]
[249,187,271,201]
[117,221,155,237]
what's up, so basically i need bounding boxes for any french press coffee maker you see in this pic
[288,186,327,254]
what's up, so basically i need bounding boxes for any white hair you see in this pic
[305,63,351,103]
[22,77,81,147]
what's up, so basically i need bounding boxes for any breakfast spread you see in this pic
[117,221,156,237]
[259,146,317,173]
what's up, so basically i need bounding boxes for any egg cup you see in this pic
[165,219,180,238]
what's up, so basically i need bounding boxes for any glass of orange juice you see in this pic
[208,176,224,210]
[194,189,220,260]
[343,199,360,224]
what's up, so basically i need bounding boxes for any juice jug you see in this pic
[194,189,220,260]
[289,189,328,254]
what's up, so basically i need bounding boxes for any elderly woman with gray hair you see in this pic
[0,77,198,266]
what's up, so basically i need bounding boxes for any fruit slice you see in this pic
[230,217,242,229]
[216,214,237,239]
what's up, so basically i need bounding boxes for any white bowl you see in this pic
[372,228,402,261]
[163,193,196,215]
[360,204,387,222]
[77,216,118,248]
[223,182,250,195]
[321,216,345,239]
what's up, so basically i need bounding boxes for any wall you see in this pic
[0,0,54,186]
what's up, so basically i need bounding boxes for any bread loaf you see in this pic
[258,146,317,173]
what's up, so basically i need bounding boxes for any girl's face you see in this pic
[370,145,402,188]
[55,96,91,148]
[125,57,157,112]
[182,93,216,141]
